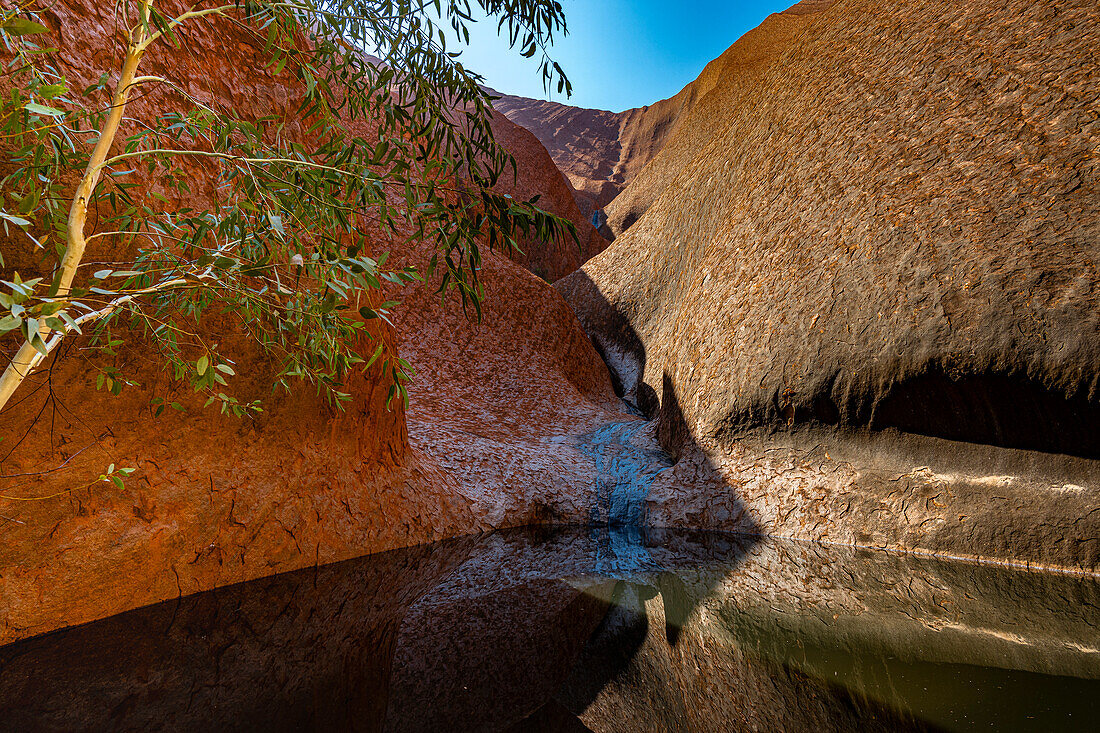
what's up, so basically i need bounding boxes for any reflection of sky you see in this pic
[437,1,792,112]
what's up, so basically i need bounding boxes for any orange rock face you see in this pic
[0,0,623,645]
[559,0,1100,571]
[487,111,609,281]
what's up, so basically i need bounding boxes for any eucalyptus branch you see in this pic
[1,0,574,421]
[0,0,153,412]
[101,148,372,179]
[135,4,239,53]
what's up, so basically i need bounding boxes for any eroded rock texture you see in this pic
[602,0,836,237]
[0,0,616,645]
[487,111,610,281]
[559,0,1100,570]
[493,1,835,230]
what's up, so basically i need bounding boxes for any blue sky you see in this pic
[450,1,792,112]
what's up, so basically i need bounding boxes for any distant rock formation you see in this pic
[487,111,610,281]
[560,0,1100,570]
[493,66,725,226]
[492,94,626,222]
[493,1,836,234]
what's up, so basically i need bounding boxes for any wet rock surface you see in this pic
[1,526,1097,732]
[558,0,1100,570]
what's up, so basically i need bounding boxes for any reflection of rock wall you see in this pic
[1,528,1097,731]
[559,533,1100,732]
[0,530,621,733]
[0,538,480,732]
[385,579,612,732]
[559,582,929,733]
[707,540,1100,681]
[559,0,1100,571]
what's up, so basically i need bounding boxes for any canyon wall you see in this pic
[602,0,835,236]
[493,0,833,229]
[487,112,610,280]
[0,0,618,645]
[493,81,705,224]
[560,0,1100,571]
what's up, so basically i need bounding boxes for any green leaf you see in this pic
[24,101,64,117]
[365,343,384,369]
[0,212,31,228]
[2,18,49,35]
[0,315,20,333]
[196,355,209,376]
[39,83,67,99]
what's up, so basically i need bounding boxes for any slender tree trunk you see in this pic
[0,11,148,413]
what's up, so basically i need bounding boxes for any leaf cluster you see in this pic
[0,0,576,415]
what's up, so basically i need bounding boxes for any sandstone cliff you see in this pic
[560,0,1100,571]
[493,73,705,223]
[0,0,619,644]
[487,111,610,280]
[492,1,833,231]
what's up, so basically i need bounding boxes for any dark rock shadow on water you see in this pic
[0,527,750,733]
[0,527,1099,732]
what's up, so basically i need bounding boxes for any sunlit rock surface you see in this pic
[487,111,610,281]
[0,0,611,645]
[1,527,1097,731]
[601,0,837,238]
[558,0,1100,571]
[493,1,835,231]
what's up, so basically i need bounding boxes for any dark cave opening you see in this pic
[868,370,1100,460]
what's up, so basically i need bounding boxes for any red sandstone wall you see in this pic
[0,0,621,645]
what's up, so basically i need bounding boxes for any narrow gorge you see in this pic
[1,0,1098,730]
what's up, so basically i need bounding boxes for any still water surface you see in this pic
[0,526,1098,732]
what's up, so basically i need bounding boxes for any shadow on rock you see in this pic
[558,272,762,537]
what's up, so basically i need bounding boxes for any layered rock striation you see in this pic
[493,65,720,226]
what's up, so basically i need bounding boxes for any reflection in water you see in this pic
[0,527,1098,732]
